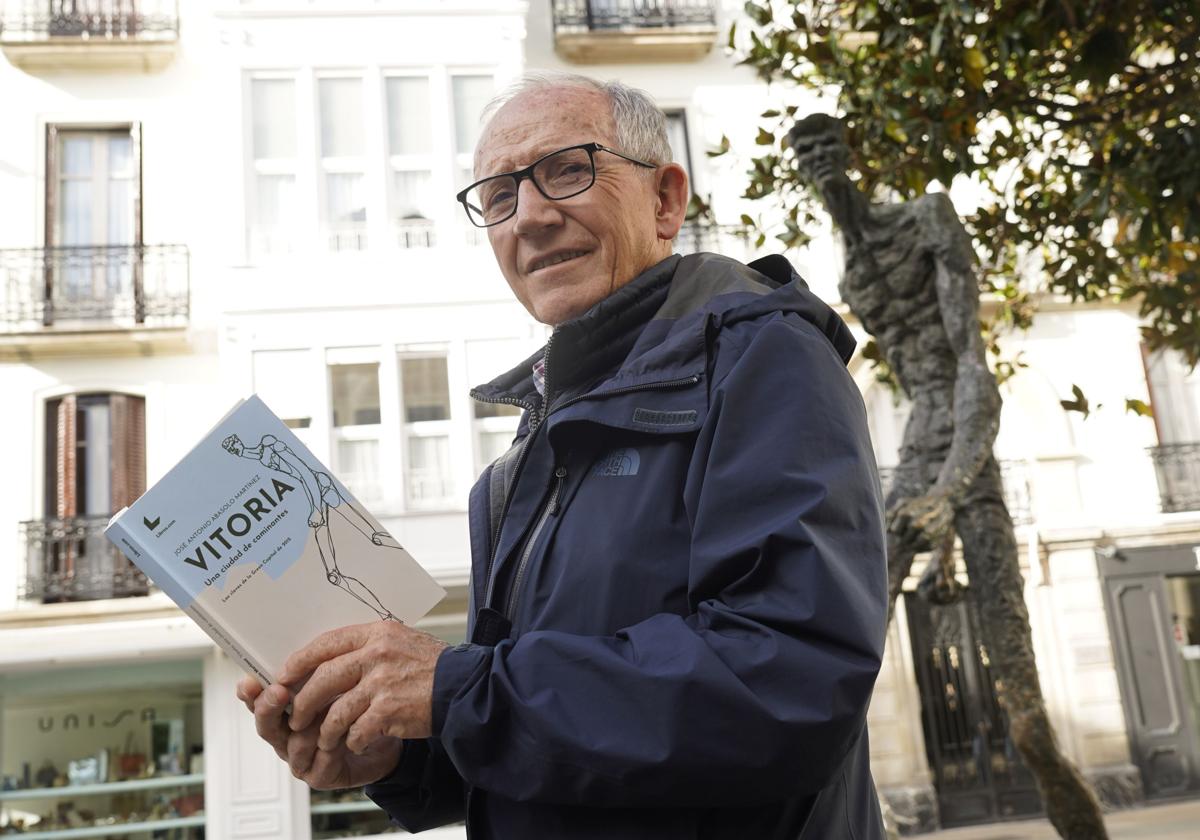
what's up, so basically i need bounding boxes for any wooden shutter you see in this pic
[110,394,146,509]
[55,394,78,520]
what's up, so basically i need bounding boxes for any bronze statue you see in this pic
[788,114,1107,839]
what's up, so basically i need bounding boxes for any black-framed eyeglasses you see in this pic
[457,142,658,228]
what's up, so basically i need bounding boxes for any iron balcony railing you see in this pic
[674,220,752,258]
[0,0,179,43]
[551,0,718,32]
[1149,443,1200,513]
[0,244,190,331]
[20,515,149,603]
[878,460,1034,525]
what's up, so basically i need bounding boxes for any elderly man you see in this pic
[238,73,889,839]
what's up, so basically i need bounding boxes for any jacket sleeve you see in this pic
[363,738,465,831]
[430,312,889,807]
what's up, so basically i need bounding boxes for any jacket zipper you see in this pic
[493,372,703,622]
[503,466,567,620]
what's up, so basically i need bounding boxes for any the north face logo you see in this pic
[593,448,640,477]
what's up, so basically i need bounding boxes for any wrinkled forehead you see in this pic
[474,86,617,178]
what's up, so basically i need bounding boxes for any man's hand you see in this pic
[236,677,402,788]
[279,621,450,754]
[887,491,955,552]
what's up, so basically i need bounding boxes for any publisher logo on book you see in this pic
[144,514,176,538]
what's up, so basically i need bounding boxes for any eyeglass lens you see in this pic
[464,147,595,226]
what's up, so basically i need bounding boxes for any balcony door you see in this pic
[40,393,146,601]
[46,125,142,324]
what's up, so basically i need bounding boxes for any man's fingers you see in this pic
[290,657,363,732]
[236,676,264,713]
[279,623,373,685]
[286,723,320,778]
[318,687,372,752]
[252,683,293,757]
[346,708,391,755]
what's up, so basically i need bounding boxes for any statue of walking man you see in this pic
[788,114,1107,839]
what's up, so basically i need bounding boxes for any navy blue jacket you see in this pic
[366,252,889,838]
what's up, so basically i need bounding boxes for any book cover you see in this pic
[104,394,446,685]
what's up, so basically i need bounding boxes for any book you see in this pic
[104,394,446,685]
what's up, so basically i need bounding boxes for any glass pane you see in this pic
[108,134,134,176]
[407,435,452,503]
[478,429,515,470]
[337,438,381,503]
[256,174,296,228]
[326,173,367,225]
[253,350,313,428]
[107,177,133,245]
[392,170,433,221]
[251,79,297,160]
[60,180,93,246]
[319,78,365,158]
[452,75,493,155]
[330,363,381,427]
[665,111,691,180]
[80,400,112,516]
[386,76,432,155]
[60,135,92,177]
[473,401,521,418]
[401,357,450,422]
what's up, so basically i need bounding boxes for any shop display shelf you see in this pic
[0,772,204,801]
[0,814,205,839]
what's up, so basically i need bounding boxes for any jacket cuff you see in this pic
[364,737,429,796]
[432,642,493,737]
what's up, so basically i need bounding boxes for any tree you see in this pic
[731,0,1199,373]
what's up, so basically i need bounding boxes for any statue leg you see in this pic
[955,458,1107,839]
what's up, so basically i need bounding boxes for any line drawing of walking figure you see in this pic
[221,432,400,621]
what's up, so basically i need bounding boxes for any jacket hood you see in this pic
[470,251,856,408]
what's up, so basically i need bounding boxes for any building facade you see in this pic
[0,1,1197,838]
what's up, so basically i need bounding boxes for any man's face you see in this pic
[474,86,668,326]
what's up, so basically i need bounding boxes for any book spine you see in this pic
[184,600,275,687]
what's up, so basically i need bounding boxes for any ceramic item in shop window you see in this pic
[117,731,147,779]
[33,760,58,789]
[189,745,205,775]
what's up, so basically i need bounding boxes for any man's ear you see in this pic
[654,162,690,242]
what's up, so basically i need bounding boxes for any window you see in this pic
[1146,348,1200,444]
[318,77,368,251]
[252,350,314,431]
[400,355,454,508]
[468,339,529,476]
[39,393,146,601]
[47,126,140,319]
[664,109,693,183]
[249,78,299,255]
[329,358,383,504]
[385,75,436,247]
[451,74,494,192]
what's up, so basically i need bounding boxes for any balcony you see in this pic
[0,1,179,72]
[878,460,1034,525]
[0,245,190,357]
[20,516,149,603]
[1149,443,1200,513]
[551,0,720,64]
[674,220,752,260]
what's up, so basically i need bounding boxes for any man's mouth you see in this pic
[530,250,590,273]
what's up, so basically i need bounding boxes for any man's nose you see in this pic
[512,177,563,236]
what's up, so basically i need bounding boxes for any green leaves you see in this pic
[728,0,1200,369]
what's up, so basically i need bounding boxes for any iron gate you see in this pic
[905,591,1043,826]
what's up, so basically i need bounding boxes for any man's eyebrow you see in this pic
[481,143,577,178]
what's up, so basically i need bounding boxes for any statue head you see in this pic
[788,114,852,190]
[221,434,244,456]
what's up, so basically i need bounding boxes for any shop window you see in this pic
[329,359,384,505]
[0,660,204,837]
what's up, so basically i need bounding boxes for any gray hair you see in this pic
[478,71,673,167]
